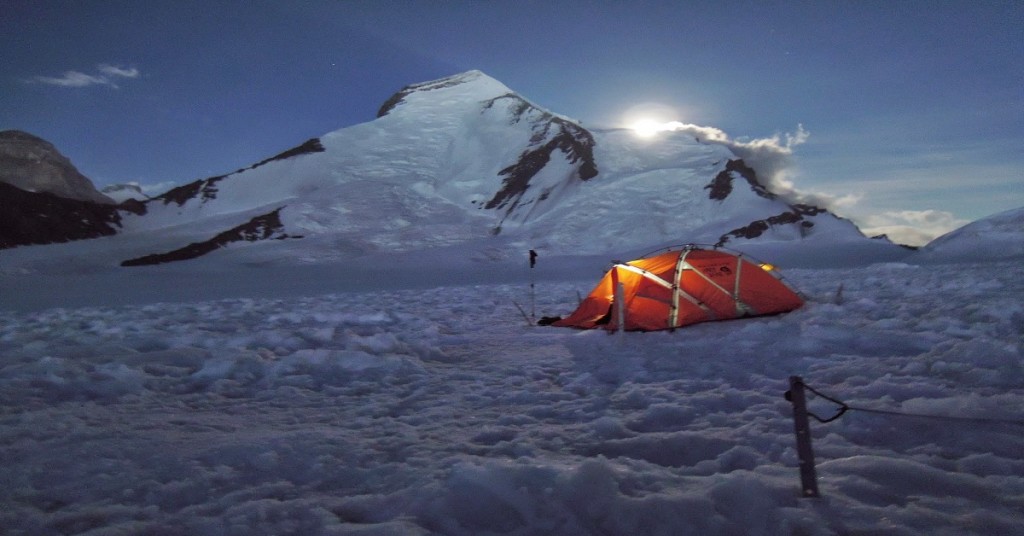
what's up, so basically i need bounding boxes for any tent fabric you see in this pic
[552,247,803,331]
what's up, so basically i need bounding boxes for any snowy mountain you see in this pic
[0,130,114,204]
[101,182,150,203]
[1,71,905,267]
[914,206,1024,262]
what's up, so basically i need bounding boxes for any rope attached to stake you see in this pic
[798,379,1024,426]
[784,377,1024,499]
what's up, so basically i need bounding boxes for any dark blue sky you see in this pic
[2,0,1021,242]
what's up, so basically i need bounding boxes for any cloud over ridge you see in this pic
[653,122,815,202]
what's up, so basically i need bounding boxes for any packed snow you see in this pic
[2,244,1022,535]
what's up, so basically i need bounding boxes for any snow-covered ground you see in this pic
[1,253,1022,535]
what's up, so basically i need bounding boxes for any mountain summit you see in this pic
[1,71,902,266]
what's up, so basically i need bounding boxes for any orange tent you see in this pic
[552,246,803,331]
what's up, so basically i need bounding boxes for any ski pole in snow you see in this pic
[785,376,821,498]
[529,249,537,321]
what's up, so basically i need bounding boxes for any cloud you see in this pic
[858,209,969,246]
[627,120,986,248]
[98,64,140,79]
[649,122,813,201]
[638,122,967,246]
[31,70,112,88]
[27,63,140,89]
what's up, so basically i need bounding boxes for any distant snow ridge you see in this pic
[914,206,1024,262]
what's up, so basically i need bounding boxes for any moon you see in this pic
[631,119,663,137]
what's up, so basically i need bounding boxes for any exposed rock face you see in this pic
[716,204,825,246]
[482,94,598,218]
[0,130,114,204]
[121,208,296,266]
[704,159,773,201]
[0,181,126,248]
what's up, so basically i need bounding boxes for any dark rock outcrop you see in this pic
[704,159,773,201]
[716,204,827,246]
[152,174,228,207]
[479,94,597,229]
[0,181,124,249]
[249,138,325,170]
[121,208,296,266]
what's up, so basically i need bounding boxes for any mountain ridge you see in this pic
[1,71,911,267]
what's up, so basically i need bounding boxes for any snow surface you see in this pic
[2,248,1023,535]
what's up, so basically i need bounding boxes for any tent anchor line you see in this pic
[794,378,1024,426]
[511,300,533,326]
[784,376,1024,499]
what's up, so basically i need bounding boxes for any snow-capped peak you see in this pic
[377,70,515,118]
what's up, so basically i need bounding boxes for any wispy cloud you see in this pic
[27,63,140,89]
[98,63,140,79]
[644,122,815,202]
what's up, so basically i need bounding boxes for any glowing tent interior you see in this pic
[551,246,804,331]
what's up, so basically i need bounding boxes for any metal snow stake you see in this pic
[785,376,820,498]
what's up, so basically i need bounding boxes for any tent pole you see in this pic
[614,282,625,333]
[613,265,626,333]
[609,266,626,332]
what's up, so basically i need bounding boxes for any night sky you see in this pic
[2,0,1021,242]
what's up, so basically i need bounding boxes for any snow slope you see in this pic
[1,258,1022,535]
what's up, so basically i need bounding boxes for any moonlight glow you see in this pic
[631,119,662,137]
[630,119,686,138]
